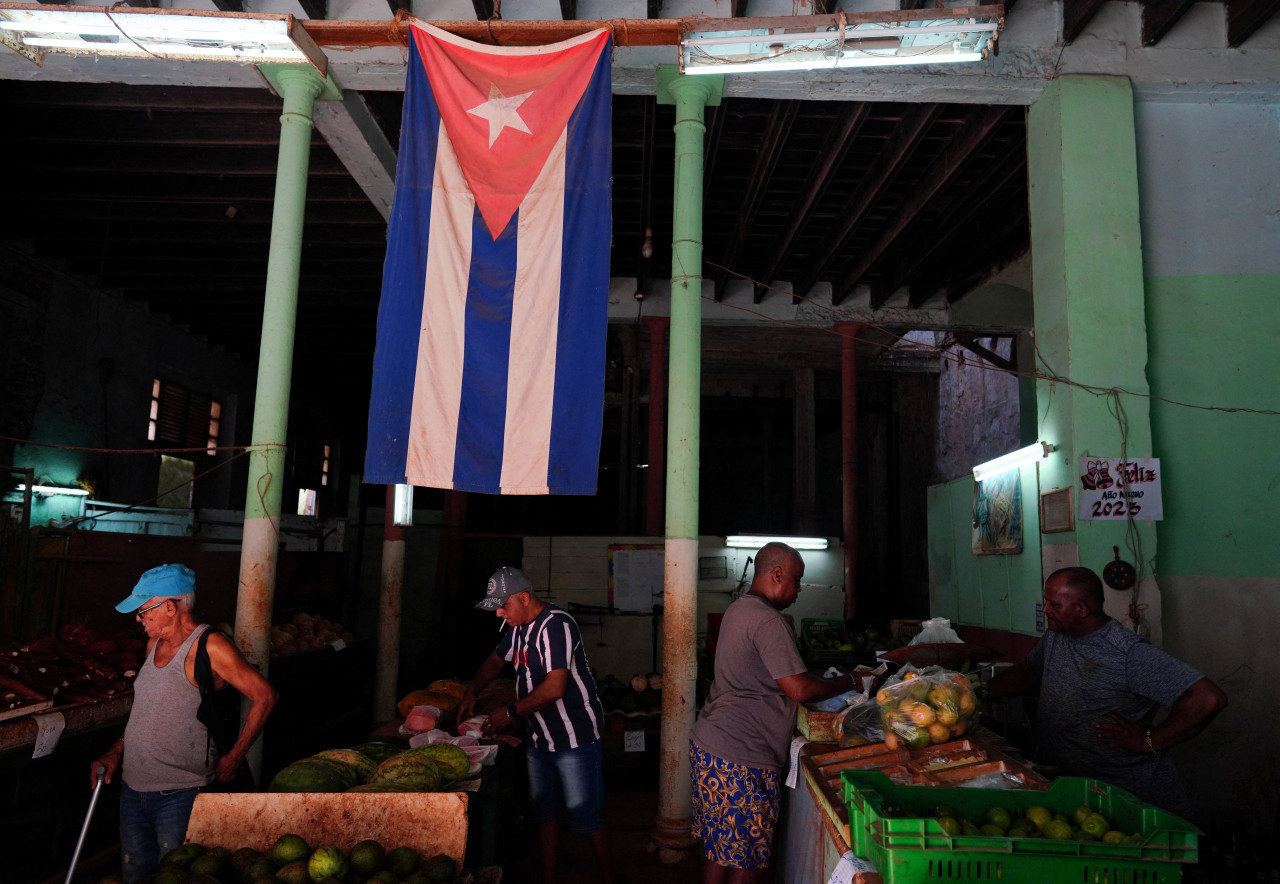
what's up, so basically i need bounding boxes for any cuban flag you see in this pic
[365,23,612,495]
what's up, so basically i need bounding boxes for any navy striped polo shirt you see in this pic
[496,603,603,751]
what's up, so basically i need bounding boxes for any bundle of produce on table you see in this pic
[113,834,459,884]
[397,678,516,722]
[269,742,473,793]
[875,665,978,750]
[1,624,141,711]
[269,612,354,657]
[595,672,661,714]
[925,799,1142,843]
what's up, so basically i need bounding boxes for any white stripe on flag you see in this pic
[408,122,473,489]
[501,128,568,494]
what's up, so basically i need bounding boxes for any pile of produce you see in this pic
[595,672,661,714]
[124,834,458,883]
[875,665,978,750]
[269,742,473,793]
[921,800,1144,845]
[398,678,517,721]
[269,612,354,657]
[1,624,141,712]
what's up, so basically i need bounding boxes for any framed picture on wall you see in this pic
[972,471,1023,555]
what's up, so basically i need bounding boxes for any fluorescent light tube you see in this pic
[393,484,414,527]
[726,535,829,550]
[16,484,91,497]
[972,442,1054,482]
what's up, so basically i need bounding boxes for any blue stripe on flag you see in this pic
[453,207,519,492]
[548,46,611,494]
[365,38,440,485]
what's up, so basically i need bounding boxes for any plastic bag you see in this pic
[874,664,978,750]
[836,694,884,748]
[907,617,962,645]
[808,664,887,712]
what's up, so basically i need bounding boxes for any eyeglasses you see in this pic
[136,598,170,618]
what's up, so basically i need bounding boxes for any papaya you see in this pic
[269,759,356,793]
[397,690,460,719]
[426,679,468,700]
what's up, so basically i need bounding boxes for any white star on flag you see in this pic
[468,84,535,148]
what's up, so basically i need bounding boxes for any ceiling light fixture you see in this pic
[15,484,91,497]
[726,535,829,550]
[0,3,327,72]
[392,484,415,527]
[972,441,1054,482]
[679,6,1002,76]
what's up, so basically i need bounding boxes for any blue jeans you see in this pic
[526,739,604,834]
[119,782,201,883]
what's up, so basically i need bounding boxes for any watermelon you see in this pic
[269,759,357,793]
[408,744,470,782]
[347,782,415,792]
[369,752,443,791]
[312,748,378,784]
[351,742,403,764]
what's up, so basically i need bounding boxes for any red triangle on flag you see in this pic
[412,24,610,240]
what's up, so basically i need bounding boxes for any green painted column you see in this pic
[1027,75,1157,628]
[234,64,339,778]
[652,66,722,855]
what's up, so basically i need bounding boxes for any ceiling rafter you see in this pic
[713,100,798,299]
[953,334,1015,371]
[753,103,869,303]
[1139,0,1197,45]
[1226,0,1280,47]
[893,139,1027,307]
[794,103,941,302]
[834,105,1011,307]
[911,194,1029,304]
[1062,0,1108,42]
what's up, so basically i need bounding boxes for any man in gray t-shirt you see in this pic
[990,567,1226,818]
[689,542,858,882]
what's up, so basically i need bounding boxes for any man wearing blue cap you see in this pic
[89,564,278,883]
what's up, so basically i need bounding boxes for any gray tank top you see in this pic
[122,624,214,791]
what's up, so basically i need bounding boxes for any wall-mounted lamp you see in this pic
[16,484,91,498]
[972,442,1054,482]
[392,484,415,527]
[726,534,829,550]
[679,7,1002,76]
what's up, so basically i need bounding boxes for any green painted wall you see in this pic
[1146,272,1280,579]
[927,469,1042,634]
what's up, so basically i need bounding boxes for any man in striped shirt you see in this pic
[460,567,615,884]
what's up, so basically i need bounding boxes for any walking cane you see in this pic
[66,766,106,884]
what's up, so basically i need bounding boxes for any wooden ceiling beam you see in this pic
[1062,0,1108,42]
[753,103,869,303]
[1139,0,1197,45]
[714,100,798,299]
[302,17,679,47]
[894,139,1027,307]
[794,103,940,301]
[953,333,1015,372]
[1226,0,1280,46]
[835,105,1011,307]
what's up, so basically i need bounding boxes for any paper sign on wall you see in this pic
[1077,457,1163,521]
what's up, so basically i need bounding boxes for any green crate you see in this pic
[841,769,1200,884]
[801,617,856,664]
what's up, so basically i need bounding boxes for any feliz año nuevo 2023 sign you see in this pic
[1077,457,1163,521]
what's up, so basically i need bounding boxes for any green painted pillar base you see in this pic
[1028,75,1158,631]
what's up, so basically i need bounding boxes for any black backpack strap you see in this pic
[194,627,232,759]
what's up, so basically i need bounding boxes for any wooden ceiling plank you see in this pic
[753,103,870,302]
[714,100,798,299]
[302,17,679,47]
[1062,0,1109,42]
[1139,0,1197,45]
[894,143,1027,306]
[1226,0,1280,47]
[836,105,1011,307]
[794,103,941,300]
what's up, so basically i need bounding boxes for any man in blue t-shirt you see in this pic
[990,567,1226,818]
[459,567,614,884]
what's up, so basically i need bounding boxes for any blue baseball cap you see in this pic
[115,563,196,612]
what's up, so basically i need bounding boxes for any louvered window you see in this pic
[148,378,220,455]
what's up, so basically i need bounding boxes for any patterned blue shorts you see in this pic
[689,739,780,870]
